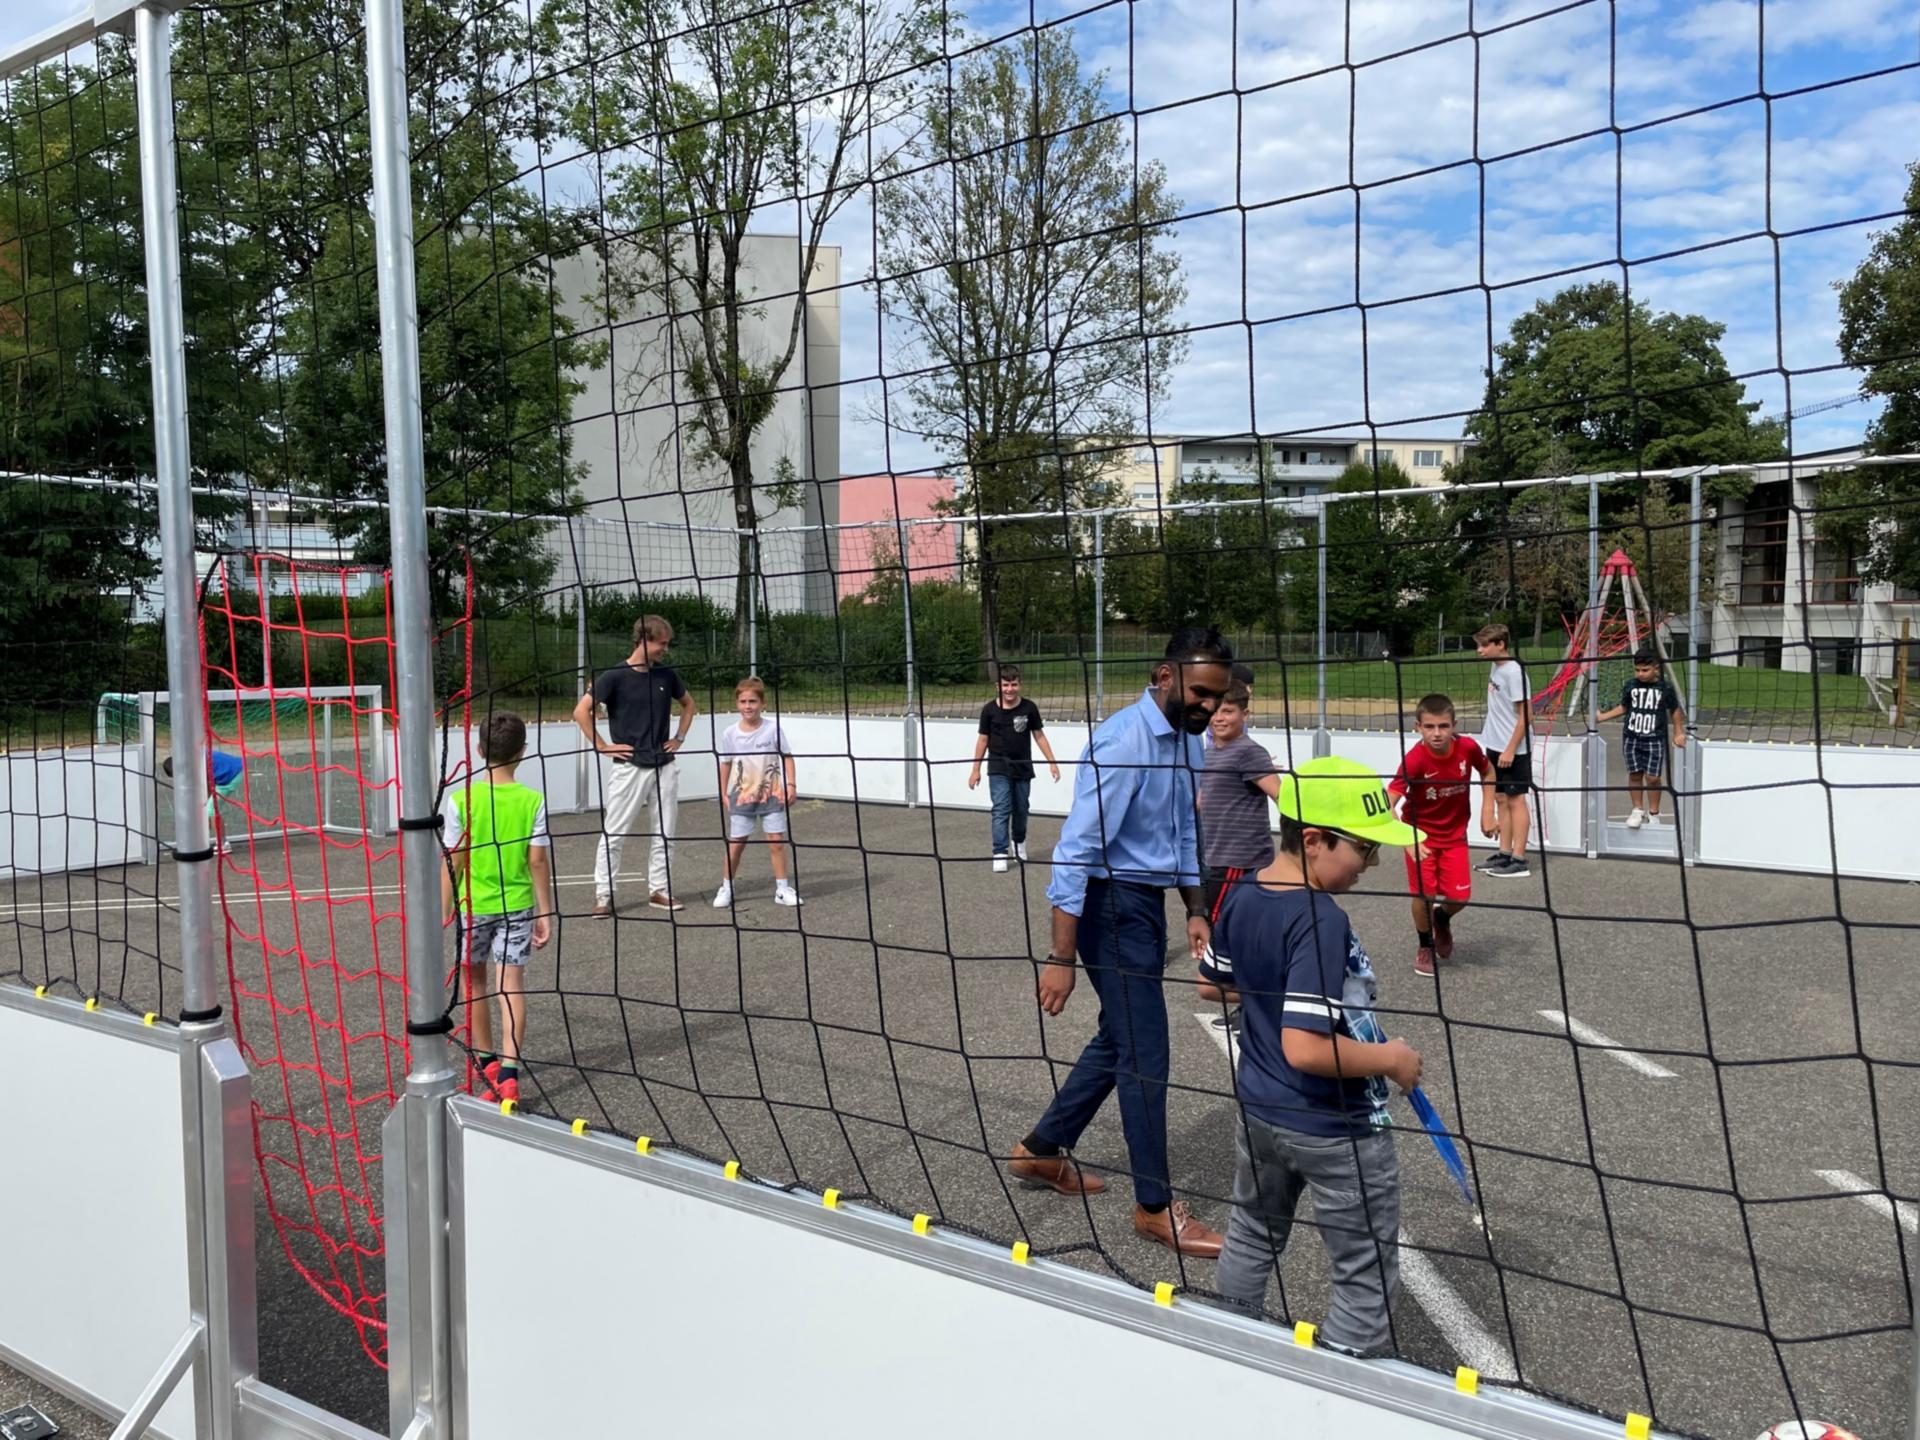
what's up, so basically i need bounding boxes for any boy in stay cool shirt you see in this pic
[1388,693,1495,978]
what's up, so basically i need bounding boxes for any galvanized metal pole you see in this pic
[901,518,919,807]
[135,6,259,1432]
[1687,473,1702,720]
[1316,502,1328,742]
[576,519,590,811]
[1092,510,1105,721]
[1587,477,1600,726]
[362,0,455,1431]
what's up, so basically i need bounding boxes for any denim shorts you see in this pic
[464,909,535,968]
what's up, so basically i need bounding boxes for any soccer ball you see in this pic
[1754,1424,1861,1440]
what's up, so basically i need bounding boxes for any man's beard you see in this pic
[1163,689,1211,735]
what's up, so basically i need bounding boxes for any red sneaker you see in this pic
[1414,946,1437,978]
[496,1074,520,1104]
[1433,913,1454,960]
[479,1059,504,1100]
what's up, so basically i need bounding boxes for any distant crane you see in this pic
[1764,393,1867,423]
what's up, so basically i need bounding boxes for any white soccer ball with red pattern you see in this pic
[1754,1424,1861,1440]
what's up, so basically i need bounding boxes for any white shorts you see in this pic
[728,807,788,840]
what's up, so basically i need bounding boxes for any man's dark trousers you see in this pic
[1031,878,1172,1207]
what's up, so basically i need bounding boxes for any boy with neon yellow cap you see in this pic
[1204,755,1425,1357]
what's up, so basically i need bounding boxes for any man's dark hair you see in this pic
[1634,646,1660,667]
[480,712,528,765]
[1230,661,1255,686]
[1163,626,1234,665]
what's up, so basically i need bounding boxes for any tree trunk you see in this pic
[732,453,755,660]
[1532,599,1545,649]
[977,522,1001,682]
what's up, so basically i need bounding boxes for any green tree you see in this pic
[1308,463,1465,652]
[1459,281,1784,487]
[876,27,1187,664]
[1821,160,1920,594]
[543,0,938,648]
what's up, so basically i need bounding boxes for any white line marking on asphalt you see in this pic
[1537,1009,1677,1080]
[1815,1169,1918,1236]
[1190,1012,1518,1381]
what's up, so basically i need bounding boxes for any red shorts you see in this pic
[1405,840,1472,904]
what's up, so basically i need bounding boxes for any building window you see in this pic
[1363,448,1392,467]
[1303,451,1323,465]
[1735,484,1789,605]
[1739,637,1783,669]
[1132,446,1155,464]
[1413,449,1445,468]
[1132,482,1160,503]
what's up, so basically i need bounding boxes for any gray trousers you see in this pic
[1215,1113,1402,1355]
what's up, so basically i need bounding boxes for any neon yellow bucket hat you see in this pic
[1275,755,1424,847]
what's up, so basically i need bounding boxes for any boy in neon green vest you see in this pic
[441,712,555,1104]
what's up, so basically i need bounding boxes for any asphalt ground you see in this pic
[4,794,1917,1440]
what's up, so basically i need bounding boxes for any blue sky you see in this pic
[8,0,1916,474]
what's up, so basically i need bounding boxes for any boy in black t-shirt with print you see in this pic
[967,665,1061,872]
[1596,646,1686,829]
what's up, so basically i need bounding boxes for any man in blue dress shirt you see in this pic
[1009,627,1235,1257]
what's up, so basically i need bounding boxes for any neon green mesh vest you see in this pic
[454,780,542,914]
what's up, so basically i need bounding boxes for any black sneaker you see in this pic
[1475,852,1511,875]
[1210,1006,1243,1037]
[1490,853,1531,878]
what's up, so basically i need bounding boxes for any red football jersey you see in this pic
[1389,735,1489,843]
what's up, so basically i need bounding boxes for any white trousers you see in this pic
[594,759,679,900]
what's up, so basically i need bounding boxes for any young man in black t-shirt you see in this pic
[573,613,698,913]
[966,665,1060,872]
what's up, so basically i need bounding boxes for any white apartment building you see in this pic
[1708,449,1918,681]
[1113,432,1473,511]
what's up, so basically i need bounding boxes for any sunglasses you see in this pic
[1316,827,1380,862]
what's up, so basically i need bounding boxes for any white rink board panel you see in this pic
[1696,741,1920,881]
[0,745,144,875]
[0,993,194,1439]
[453,1110,1631,1440]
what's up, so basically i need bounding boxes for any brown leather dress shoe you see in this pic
[1134,1201,1223,1258]
[592,898,615,918]
[649,890,686,912]
[1008,1142,1106,1195]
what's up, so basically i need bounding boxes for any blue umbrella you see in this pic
[1408,1086,1476,1209]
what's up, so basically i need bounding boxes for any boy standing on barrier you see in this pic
[576,613,697,914]
[712,676,802,909]
[1596,647,1686,829]
[1009,628,1233,1259]
[967,663,1061,872]
[1194,677,1281,1033]
[441,713,555,1106]
[1207,755,1424,1356]
[1387,694,1494,977]
[1474,623,1533,878]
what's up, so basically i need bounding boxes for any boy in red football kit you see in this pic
[1388,694,1495,978]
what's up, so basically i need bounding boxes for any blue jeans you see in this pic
[988,774,1031,854]
[1032,879,1172,1207]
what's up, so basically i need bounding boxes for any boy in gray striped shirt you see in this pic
[1196,679,1281,1029]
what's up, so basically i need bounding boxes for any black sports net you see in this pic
[3,1,1920,1437]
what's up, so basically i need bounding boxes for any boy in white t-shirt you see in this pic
[713,676,802,909]
[1473,622,1533,879]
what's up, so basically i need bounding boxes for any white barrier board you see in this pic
[451,1108,1625,1440]
[0,745,144,876]
[1696,740,1920,881]
[0,993,194,1439]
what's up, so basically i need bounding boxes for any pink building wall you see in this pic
[835,473,959,600]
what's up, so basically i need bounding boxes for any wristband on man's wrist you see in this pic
[1044,954,1075,966]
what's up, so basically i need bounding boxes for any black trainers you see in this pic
[1489,853,1531,878]
[1210,1006,1243,1037]
[1476,852,1511,874]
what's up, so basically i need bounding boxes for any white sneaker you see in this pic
[775,886,803,907]
[992,854,1009,873]
[1626,808,1645,829]
[711,884,733,909]
[1014,842,1028,862]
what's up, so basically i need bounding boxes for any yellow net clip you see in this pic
[911,1214,931,1236]
[499,1099,517,1117]
[1010,1241,1030,1265]
[635,1136,651,1156]
[142,1012,158,1027]
[1293,1321,1317,1348]
[1625,1415,1651,1440]
[822,1188,840,1210]
[84,997,99,1012]
[1153,1282,1175,1307]
[570,1118,589,1137]
[723,1160,741,1181]
[33,985,47,999]
[1455,1367,1479,1395]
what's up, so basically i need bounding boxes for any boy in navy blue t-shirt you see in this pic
[1202,755,1425,1357]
